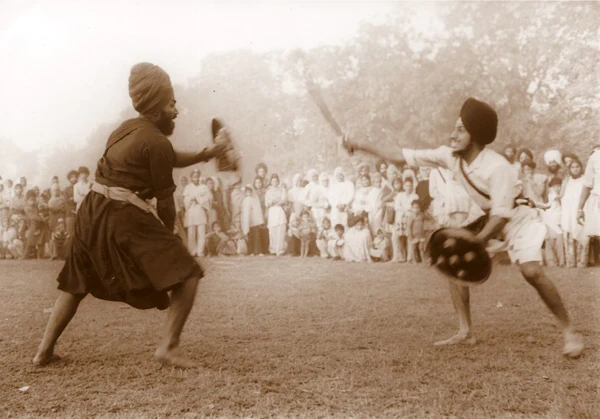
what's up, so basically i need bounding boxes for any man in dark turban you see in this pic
[342,97,584,358]
[33,63,227,369]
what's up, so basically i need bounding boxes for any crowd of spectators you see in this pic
[1,145,599,267]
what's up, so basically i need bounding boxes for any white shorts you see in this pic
[502,206,547,264]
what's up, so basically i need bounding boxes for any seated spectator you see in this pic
[330,224,345,260]
[343,215,372,263]
[316,217,336,258]
[205,222,238,256]
[49,218,69,260]
[2,217,20,259]
[369,228,391,262]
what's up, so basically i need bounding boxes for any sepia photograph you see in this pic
[1,0,599,417]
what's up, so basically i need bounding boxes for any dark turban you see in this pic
[128,63,174,118]
[459,98,498,146]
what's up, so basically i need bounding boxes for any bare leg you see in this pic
[520,261,584,357]
[154,275,200,368]
[187,225,197,256]
[33,291,86,365]
[434,280,476,346]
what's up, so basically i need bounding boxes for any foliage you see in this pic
[3,2,599,187]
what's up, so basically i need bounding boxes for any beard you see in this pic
[156,112,176,136]
[504,154,515,164]
[547,164,560,174]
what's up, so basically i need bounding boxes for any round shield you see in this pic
[211,118,240,172]
[426,227,492,286]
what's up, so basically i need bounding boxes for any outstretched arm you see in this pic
[173,143,226,168]
[342,137,406,167]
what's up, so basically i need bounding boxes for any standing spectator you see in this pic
[19,176,28,191]
[11,184,26,216]
[174,175,188,228]
[3,179,14,202]
[205,177,218,233]
[392,177,418,262]
[544,150,563,186]
[255,163,268,184]
[49,218,69,260]
[241,185,267,256]
[229,175,245,232]
[349,175,371,225]
[416,167,432,213]
[183,169,211,257]
[309,172,330,228]
[287,174,306,216]
[9,216,27,259]
[211,176,230,232]
[253,176,270,252]
[265,174,288,256]
[541,178,565,267]
[48,184,66,232]
[577,147,600,265]
[366,172,385,237]
[407,200,435,264]
[74,166,91,211]
[561,158,587,267]
[375,159,388,183]
[297,209,317,258]
[0,217,11,259]
[63,170,79,236]
[521,159,548,206]
[502,145,521,176]
[328,167,355,228]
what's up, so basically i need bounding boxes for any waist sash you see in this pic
[91,182,163,225]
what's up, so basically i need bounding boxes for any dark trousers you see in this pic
[248,225,269,255]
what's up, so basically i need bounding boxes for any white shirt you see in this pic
[583,149,600,195]
[403,146,518,218]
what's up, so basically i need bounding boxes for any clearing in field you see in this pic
[1,258,598,418]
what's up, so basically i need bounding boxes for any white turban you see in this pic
[544,150,562,166]
[307,169,318,182]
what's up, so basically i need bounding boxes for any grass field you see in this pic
[1,258,598,418]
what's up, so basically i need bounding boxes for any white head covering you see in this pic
[292,173,302,188]
[544,150,562,166]
[319,172,329,183]
[333,167,344,181]
[306,169,318,182]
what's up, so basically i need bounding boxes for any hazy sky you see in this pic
[1,0,398,152]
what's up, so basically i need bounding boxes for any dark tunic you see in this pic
[57,117,203,310]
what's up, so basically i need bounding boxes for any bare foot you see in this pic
[154,347,196,369]
[563,331,584,358]
[434,333,477,346]
[33,352,63,366]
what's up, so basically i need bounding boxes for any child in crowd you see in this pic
[330,224,345,260]
[561,158,588,267]
[343,216,372,262]
[298,210,317,258]
[407,199,435,264]
[391,177,418,262]
[3,217,21,259]
[49,218,69,260]
[205,222,238,256]
[369,228,391,262]
[316,217,336,258]
[0,217,13,259]
[541,178,565,267]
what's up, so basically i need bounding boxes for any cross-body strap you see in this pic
[459,158,491,200]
